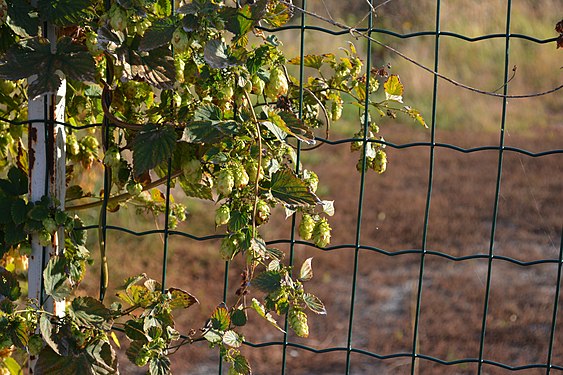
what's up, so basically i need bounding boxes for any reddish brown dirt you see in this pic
[83,124,562,374]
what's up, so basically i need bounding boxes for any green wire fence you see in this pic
[5,0,562,374]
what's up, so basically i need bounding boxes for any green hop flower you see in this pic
[216,168,235,196]
[126,181,143,196]
[81,135,99,153]
[232,163,249,188]
[304,170,319,194]
[67,133,80,156]
[103,146,121,169]
[172,28,190,53]
[85,31,103,56]
[182,158,202,182]
[220,233,243,261]
[370,149,387,174]
[38,231,52,247]
[288,307,309,338]
[42,218,58,234]
[299,214,315,241]
[330,98,343,121]
[109,5,128,31]
[215,204,231,226]
[245,160,263,183]
[255,200,270,225]
[251,75,265,95]
[265,67,289,100]
[312,218,331,248]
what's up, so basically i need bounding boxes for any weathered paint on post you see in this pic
[27,22,66,373]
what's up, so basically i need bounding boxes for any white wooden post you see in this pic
[27,22,66,373]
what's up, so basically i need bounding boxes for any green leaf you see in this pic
[223,330,242,348]
[194,104,222,122]
[303,293,326,315]
[231,309,247,327]
[132,125,177,176]
[269,169,319,206]
[204,39,239,69]
[0,198,12,224]
[7,0,39,37]
[28,204,49,221]
[43,256,72,302]
[85,339,118,374]
[10,319,29,349]
[299,257,314,282]
[228,210,249,232]
[288,54,325,70]
[68,296,112,329]
[233,354,251,375]
[0,268,21,301]
[383,74,404,103]
[277,111,315,145]
[178,177,213,200]
[0,167,28,196]
[167,287,199,309]
[149,355,171,375]
[320,200,335,216]
[0,38,96,99]
[3,357,22,375]
[261,120,287,142]
[250,298,285,333]
[124,320,147,341]
[117,285,157,307]
[40,313,60,355]
[139,17,178,51]
[11,199,27,225]
[181,120,238,144]
[121,46,176,89]
[4,223,26,246]
[252,271,281,293]
[211,306,230,331]
[126,340,148,367]
[36,0,91,26]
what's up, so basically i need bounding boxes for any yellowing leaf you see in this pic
[383,74,404,103]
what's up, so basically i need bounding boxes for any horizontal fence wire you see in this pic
[2,0,561,373]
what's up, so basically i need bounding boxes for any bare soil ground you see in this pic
[84,124,562,374]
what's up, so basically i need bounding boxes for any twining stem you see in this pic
[65,171,183,211]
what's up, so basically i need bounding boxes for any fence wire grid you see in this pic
[3,0,562,374]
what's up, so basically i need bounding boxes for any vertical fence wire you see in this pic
[344,1,374,373]
[410,0,441,373]
[477,1,513,373]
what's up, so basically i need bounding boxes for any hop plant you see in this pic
[109,4,128,31]
[67,133,80,156]
[370,149,387,174]
[288,307,309,338]
[126,180,143,196]
[42,218,58,234]
[215,204,231,226]
[103,146,121,169]
[255,200,270,225]
[220,233,243,261]
[232,162,250,188]
[216,168,235,196]
[182,158,202,182]
[299,214,315,241]
[330,98,343,121]
[251,75,265,95]
[304,170,319,194]
[172,28,190,53]
[265,67,289,100]
[312,218,331,248]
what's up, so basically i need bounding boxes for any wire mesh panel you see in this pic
[2,0,561,374]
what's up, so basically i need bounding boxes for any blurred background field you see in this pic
[76,1,562,374]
